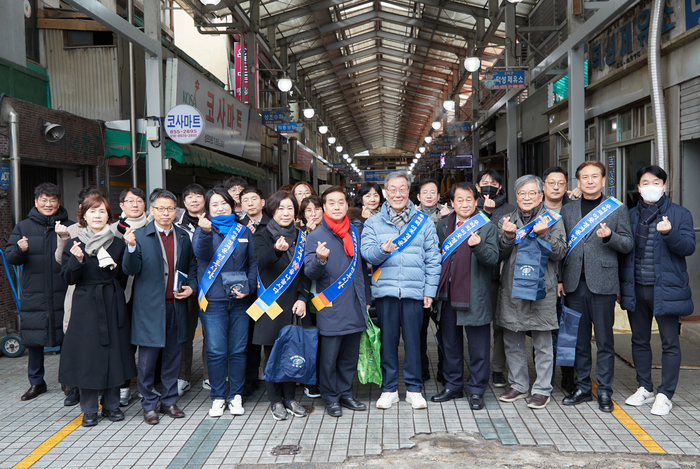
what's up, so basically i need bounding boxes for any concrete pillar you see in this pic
[143,0,164,195]
[505,2,518,204]
[568,45,585,186]
[279,40,289,186]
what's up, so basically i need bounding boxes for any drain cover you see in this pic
[271,444,301,456]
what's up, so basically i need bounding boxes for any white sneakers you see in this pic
[376,391,400,409]
[625,387,655,406]
[177,379,191,397]
[625,388,673,416]
[202,379,211,390]
[209,399,226,417]
[119,388,130,407]
[651,393,673,416]
[375,391,427,409]
[229,395,244,416]
[405,392,427,409]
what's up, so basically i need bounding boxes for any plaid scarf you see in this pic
[388,205,411,232]
[635,196,664,259]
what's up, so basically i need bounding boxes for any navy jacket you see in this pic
[620,196,695,316]
[122,221,198,347]
[192,224,257,304]
[304,219,369,337]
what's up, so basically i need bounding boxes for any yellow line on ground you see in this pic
[195,327,202,339]
[591,383,665,453]
[13,414,83,469]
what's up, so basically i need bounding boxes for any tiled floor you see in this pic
[2,326,700,468]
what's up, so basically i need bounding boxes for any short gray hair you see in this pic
[149,188,177,206]
[384,170,410,187]
[514,175,543,195]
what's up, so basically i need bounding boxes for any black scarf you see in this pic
[518,202,543,225]
[183,211,200,230]
[267,218,298,261]
[635,195,665,259]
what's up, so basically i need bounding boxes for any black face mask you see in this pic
[480,186,499,199]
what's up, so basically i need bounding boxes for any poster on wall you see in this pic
[165,58,260,162]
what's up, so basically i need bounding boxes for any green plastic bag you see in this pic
[357,309,382,386]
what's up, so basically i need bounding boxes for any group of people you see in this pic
[5,161,693,429]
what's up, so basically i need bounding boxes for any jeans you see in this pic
[199,300,249,401]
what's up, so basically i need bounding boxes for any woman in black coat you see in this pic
[59,196,136,427]
[253,190,311,421]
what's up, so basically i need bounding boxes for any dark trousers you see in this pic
[375,297,423,393]
[419,307,430,375]
[27,346,45,385]
[244,317,261,385]
[180,296,208,381]
[628,284,681,399]
[319,332,362,405]
[490,280,506,373]
[138,304,182,411]
[566,279,617,395]
[80,387,119,414]
[263,345,297,403]
[440,302,491,395]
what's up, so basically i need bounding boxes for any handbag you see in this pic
[221,271,249,298]
[556,297,582,367]
[511,235,552,301]
[357,307,382,386]
[263,315,319,385]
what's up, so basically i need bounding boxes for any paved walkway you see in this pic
[1,326,700,468]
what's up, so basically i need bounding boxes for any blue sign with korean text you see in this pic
[277,122,300,133]
[687,0,700,30]
[364,170,391,183]
[490,70,526,89]
[447,122,472,133]
[435,144,452,151]
[262,110,288,125]
[0,163,9,190]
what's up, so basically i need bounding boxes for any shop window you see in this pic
[645,104,655,135]
[25,0,39,62]
[64,30,115,47]
[604,116,618,144]
[586,153,596,161]
[585,125,596,152]
[619,111,632,141]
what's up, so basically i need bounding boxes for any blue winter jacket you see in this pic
[360,201,441,301]
[620,196,695,316]
[192,224,257,305]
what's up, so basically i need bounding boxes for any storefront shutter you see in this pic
[680,77,700,141]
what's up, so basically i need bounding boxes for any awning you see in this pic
[104,130,265,181]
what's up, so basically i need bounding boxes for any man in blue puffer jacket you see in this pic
[620,165,695,416]
[361,171,441,410]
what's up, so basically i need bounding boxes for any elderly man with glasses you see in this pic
[361,171,441,410]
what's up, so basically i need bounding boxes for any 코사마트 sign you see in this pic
[164,105,204,144]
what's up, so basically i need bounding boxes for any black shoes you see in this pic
[82,413,99,427]
[242,380,259,397]
[492,372,507,388]
[469,394,485,410]
[21,383,47,401]
[101,408,125,422]
[430,388,464,403]
[304,385,321,399]
[598,391,614,413]
[562,388,593,406]
[326,402,342,417]
[560,376,576,395]
[339,397,367,411]
[64,387,80,406]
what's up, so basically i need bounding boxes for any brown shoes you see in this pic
[21,383,47,401]
[527,394,550,409]
[143,410,159,425]
[160,404,185,418]
[499,388,529,402]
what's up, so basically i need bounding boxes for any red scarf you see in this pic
[324,213,354,257]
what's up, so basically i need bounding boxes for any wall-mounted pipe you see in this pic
[649,0,667,170]
[8,110,21,226]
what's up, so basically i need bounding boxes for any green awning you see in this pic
[104,129,265,181]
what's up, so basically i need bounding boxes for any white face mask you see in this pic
[639,185,664,203]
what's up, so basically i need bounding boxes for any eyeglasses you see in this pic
[295,191,312,198]
[545,181,567,188]
[420,190,437,196]
[516,191,539,199]
[386,187,409,195]
[152,206,177,213]
[304,208,323,215]
[123,199,145,206]
[38,197,59,205]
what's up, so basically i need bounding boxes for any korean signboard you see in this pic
[262,110,289,125]
[364,170,391,183]
[446,121,472,134]
[165,58,259,162]
[588,0,685,83]
[484,70,526,89]
[277,122,301,133]
[294,142,315,172]
[164,105,204,144]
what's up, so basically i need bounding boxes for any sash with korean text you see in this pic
[311,225,358,312]
[198,223,246,311]
[371,211,428,282]
[440,212,490,263]
[564,197,624,260]
[247,229,306,321]
[513,210,562,245]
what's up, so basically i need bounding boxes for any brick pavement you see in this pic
[1,326,700,468]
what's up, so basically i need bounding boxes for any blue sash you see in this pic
[372,211,428,282]
[311,225,358,312]
[514,210,562,244]
[197,223,246,311]
[247,229,306,321]
[564,197,624,260]
[440,212,490,263]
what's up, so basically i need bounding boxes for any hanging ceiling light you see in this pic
[507,0,523,3]
[318,125,328,134]
[443,99,455,111]
[424,135,432,144]
[343,153,349,159]
[200,0,221,4]
[464,56,481,73]
[277,75,293,92]
[303,107,315,119]
[335,145,343,152]
[418,147,425,153]
[413,158,418,164]
[431,121,441,130]
[416,153,422,159]
[327,136,336,144]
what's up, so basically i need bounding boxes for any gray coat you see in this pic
[560,196,633,295]
[496,205,567,332]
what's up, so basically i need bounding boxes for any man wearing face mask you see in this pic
[475,170,515,389]
[619,165,695,416]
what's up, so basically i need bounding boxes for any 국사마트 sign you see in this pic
[364,170,391,183]
[484,70,526,89]
[164,105,204,144]
[165,58,259,162]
